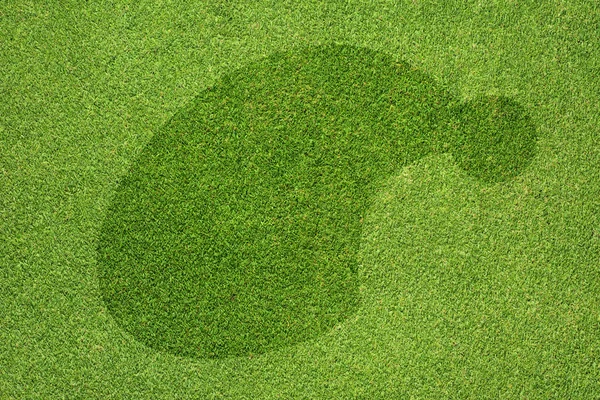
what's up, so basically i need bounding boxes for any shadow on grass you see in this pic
[96,42,538,359]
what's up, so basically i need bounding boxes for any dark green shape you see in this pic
[449,95,538,183]
[96,43,537,359]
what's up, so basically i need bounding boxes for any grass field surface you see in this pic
[2,1,599,398]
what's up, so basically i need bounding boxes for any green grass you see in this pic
[97,43,537,360]
[2,1,600,398]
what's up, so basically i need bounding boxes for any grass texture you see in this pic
[2,1,600,398]
[97,43,537,359]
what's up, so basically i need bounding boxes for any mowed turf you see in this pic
[3,1,600,398]
[96,43,537,359]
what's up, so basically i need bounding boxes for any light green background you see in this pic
[1,1,599,398]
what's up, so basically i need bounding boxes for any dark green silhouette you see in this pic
[96,43,537,359]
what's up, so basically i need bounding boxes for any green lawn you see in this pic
[2,1,599,398]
